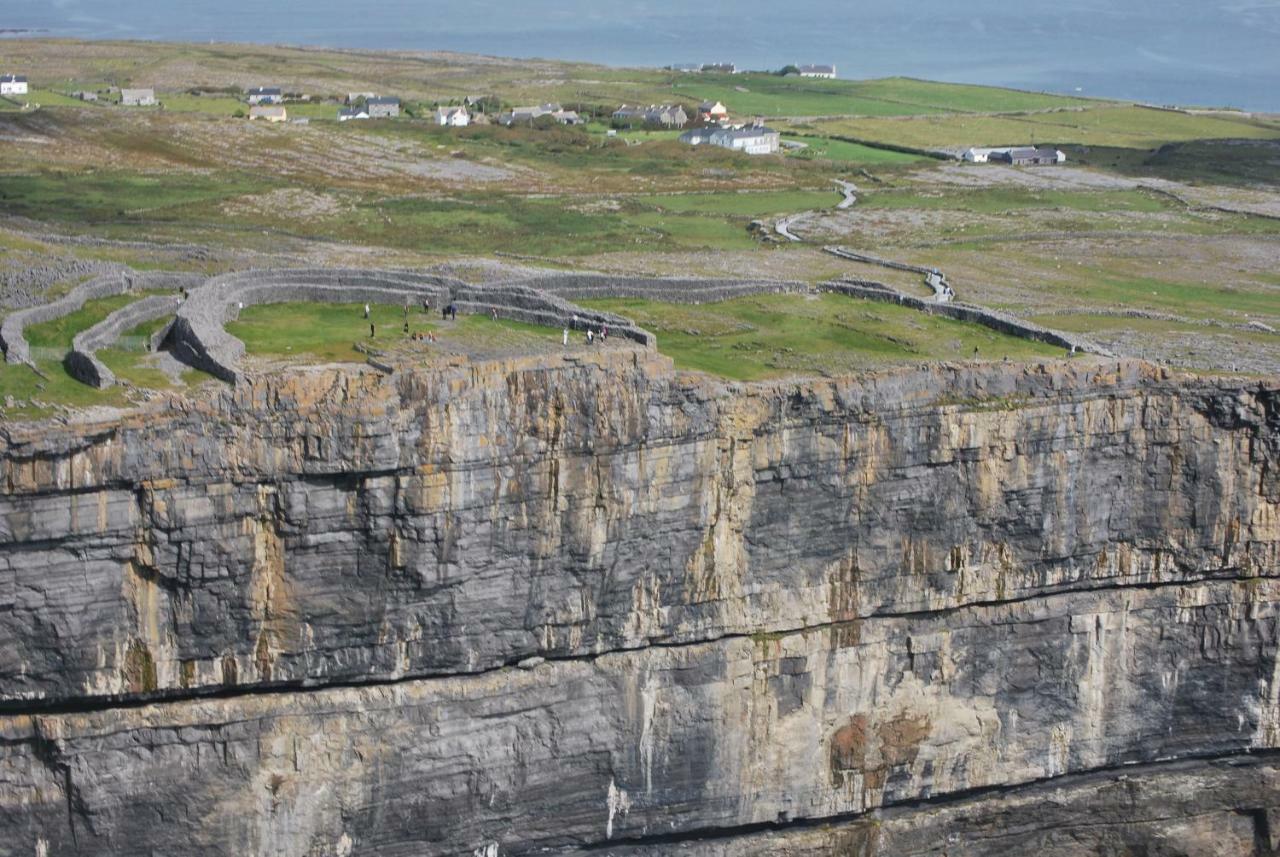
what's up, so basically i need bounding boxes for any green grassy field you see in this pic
[782,136,929,165]
[668,75,1094,119]
[0,171,268,225]
[860,187,1176,215]
[638,189,841,216]
[227,302,430,362]
[0,292,189,418]
[807,106,1280,151]
[579,292,1064,380]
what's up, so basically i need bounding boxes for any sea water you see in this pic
[6,0,1279,111]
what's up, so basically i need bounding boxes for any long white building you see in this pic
[0,74,28,96]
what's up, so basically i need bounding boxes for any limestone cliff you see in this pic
[0,352,1277,855]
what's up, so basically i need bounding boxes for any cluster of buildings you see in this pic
[497,102,582,126]
[611,103,688,128]
[338,95,401,121]
[667,62,738,74]
[665,62,836,78]
[1,74,28,96]
[962,146,1066,166]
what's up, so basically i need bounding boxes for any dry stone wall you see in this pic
[64,295,182,388]
[820,279,1108,355]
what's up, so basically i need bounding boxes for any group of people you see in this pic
[362,300,454,340]
[563,314,610,348]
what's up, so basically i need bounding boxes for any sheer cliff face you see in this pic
[1,353,1278,856]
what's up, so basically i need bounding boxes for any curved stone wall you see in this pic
[1,270,202,368]
[169,268,666,383]
[1,270,129,366]
[65,295,183,389]
[170,269,462,382]
[819,280,1112,356]
[505,271,806,304]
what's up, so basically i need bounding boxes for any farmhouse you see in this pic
[796,64,837,78]
[965,146,1066,165]
[710,124,780,155]
[338,106,370,121]
[698,100,729,122]
[71,90,99,102]
[702,62,736,74]
[612,104,688,128]
[436,105,470,127]
[366,96,400,118]
[668,63,702,73]
[990,146,1065,166]
[246,86,283,105]
[120,88,157,106]
[500,103,582,126]
[0,74,28,96]
[682,123,780,155]
[249,105,287,122]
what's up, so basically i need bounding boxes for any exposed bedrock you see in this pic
[0,353,1278,853]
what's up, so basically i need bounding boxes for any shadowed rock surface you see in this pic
[0,352,1277,855]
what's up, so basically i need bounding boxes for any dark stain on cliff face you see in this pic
[830,711,932,793]
[877,712,931,769]
[830,714,869,788]
[121,638,157,694]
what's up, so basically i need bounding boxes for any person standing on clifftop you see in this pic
[370,323,376,338]
[562,327,569,347]
[364,304,370,319]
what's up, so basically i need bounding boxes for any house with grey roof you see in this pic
[338,105,370,122]
[120,88,157,107]
[500,103,580,126]
[796,64,837,78]
[701,62,736,74]
[366,96,400,118]
[682,122,779,154]
[990,146,1063,166]
[246,86,283,105]
[611,104,688,128]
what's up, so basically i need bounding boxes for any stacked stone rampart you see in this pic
[1,270,201,367]
[452,281,653,346]
[65,295,182,388]
[825,246,952,300]
[819,279,1111,355]
[170,268,463,382]
[503,272,806,304]
[1,271,129,366]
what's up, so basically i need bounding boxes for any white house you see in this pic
[0,74,29,96]
[120,88,157,106]
[708,125,780,155]
[249,105,287,122]
[338,106,370,121]
[962,148,993,163]
[246,86,283,105]
[436,105,470,127]
[796,64,836,79]
[682,123,780,155]
[697,100,729,122]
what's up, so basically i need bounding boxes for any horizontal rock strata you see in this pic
[0,354,1277,854]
